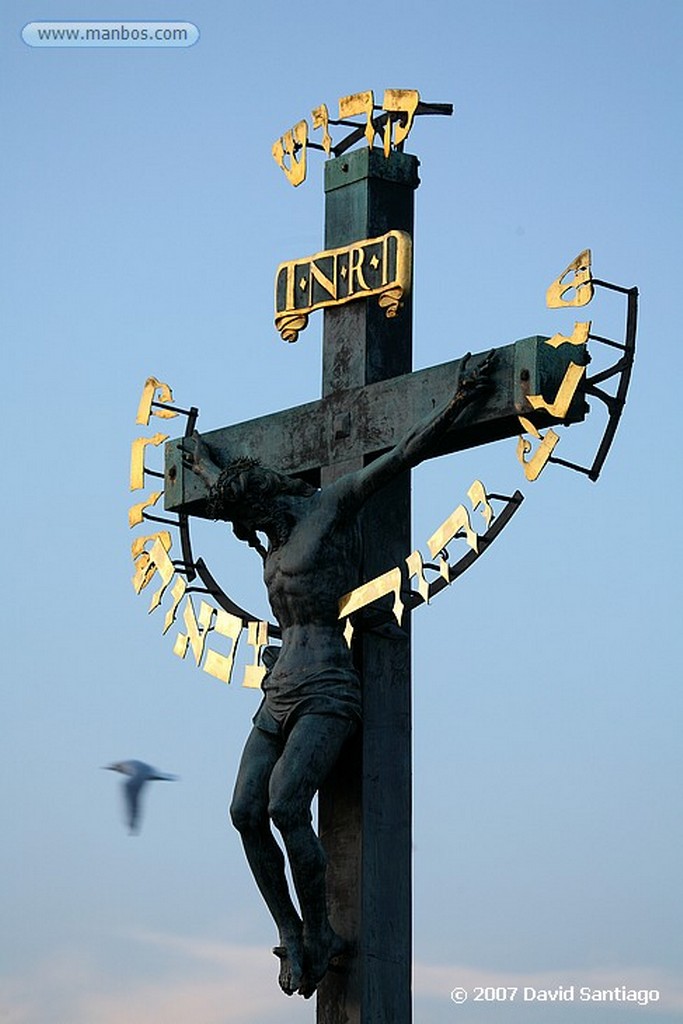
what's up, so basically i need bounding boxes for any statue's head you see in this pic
[207,457,316,540]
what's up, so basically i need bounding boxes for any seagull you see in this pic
[103,760,178,834]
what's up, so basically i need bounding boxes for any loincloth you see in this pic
[252,668,361,738]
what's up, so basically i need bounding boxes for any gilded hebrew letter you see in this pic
[128,490,162,528]
[135,376,178,425]
[545,320,591,349]
[427,504,479,566]
[272,120,308,187]
[338,90,376,148]
[131,531,172,593]
[405,549,431,605]
[381,88,420,156]
[130,433,168,491]
[467,479,494,530]
[338,566,404,626]
[526,361,586,419]
[242,620,269,689]
[202,609,245,684]
[546,249,594,307]
[162,576,187,635]
[311,103,332,155]
[145,536,176,613]
[516,416,560,481]
[173,597,216,665]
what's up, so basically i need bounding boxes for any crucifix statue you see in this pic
[158,97,625,1021]
[181,350,493,999]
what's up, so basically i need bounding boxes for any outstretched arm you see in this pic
[336,350,494,511]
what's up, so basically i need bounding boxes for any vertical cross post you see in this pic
[317,147,419,1024]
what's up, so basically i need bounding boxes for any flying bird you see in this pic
[103,760,178,834]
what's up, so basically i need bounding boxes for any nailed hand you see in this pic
[440,350,496,426]
[456,349,495,400]
[180,430,208,471]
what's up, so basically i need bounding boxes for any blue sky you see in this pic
[2,2,681,1022]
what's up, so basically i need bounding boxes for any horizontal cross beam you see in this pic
[164,336,585,517]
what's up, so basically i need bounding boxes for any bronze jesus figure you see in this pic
[182,351,492,999]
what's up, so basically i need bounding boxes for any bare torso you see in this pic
[262,486,361,688]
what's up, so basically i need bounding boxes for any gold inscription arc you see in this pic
[338,479,495,643]
[515,252,594,482]
[131,523,275,688]
[130,377,277,689]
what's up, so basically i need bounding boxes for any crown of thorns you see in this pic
[206,456,261,519]
[221,455,261,476]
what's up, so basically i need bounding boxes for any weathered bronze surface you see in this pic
[164,336,586,517]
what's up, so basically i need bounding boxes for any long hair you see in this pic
[208,460,316,560]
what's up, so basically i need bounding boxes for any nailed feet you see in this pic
[299,926,350,999]
[273,928,350,999]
